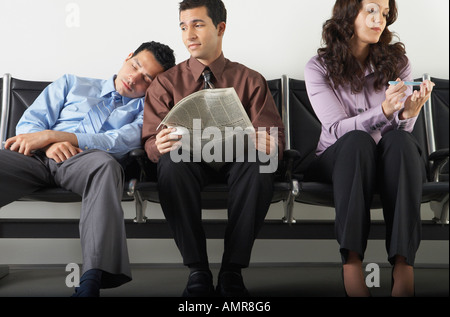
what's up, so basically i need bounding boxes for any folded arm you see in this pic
[5,130,80,161]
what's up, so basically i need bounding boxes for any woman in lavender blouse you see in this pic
[303,0,434,297]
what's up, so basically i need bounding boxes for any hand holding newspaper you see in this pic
[158,87,278,173]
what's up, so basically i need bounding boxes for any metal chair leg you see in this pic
[431,194,449,225]
[133,190,148,224]
[282,179,299,224]
[0,265,9,280]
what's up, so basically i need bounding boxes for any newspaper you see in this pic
[158,88,256,167]
[159,88,253,132]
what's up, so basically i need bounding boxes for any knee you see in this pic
[381,130,417,153]
[231,160,274,187]
[158,153,178,177]
[157,153,191,184]
[339,131,377,157]
[89,151,123,180]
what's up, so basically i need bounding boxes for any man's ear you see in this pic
[125,52,134,62]
[217,22,226,37]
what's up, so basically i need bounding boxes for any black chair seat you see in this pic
[135,180,292,210]
[18,187,135,203]
[295,181,449,209]
[19,188,82,203]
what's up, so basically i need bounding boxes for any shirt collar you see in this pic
[101,76,117,97]
[364,64,376,77]
[101,75,132,104]
[188,52,226,83]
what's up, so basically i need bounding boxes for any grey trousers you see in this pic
[0,149,131,288]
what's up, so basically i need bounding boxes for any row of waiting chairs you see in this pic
[126,74,449,228]
[1,73,448,244]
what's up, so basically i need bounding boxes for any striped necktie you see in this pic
[202,68,215,89]
[77,91,121,134]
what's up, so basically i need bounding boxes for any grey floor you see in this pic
[0,264,447,298]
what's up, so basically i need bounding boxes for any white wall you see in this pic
[0,0,448,266]
[0,0,449,81]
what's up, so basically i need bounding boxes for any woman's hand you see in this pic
[400,80,435,120]
[382,78,408,119]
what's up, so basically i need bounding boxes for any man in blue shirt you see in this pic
[0,41,175,296]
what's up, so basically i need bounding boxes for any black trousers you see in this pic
[305,130,426,266]
[157,153,274,268]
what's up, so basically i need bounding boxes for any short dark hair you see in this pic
[179,0,227,27]
[132,41,176,71]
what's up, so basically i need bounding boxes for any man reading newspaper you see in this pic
[142,0,285,297]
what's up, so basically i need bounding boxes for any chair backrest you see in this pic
[288,78,321,174]
[427,77,449,152]
[411,77,449,177]
[4,77,51,140]
[267,78,283,116]
[0,76,3,127]
[0,76,3,106]
[0,75,6,144]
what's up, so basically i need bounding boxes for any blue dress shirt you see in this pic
[16,74,144,161]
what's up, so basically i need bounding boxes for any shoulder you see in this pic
[305,55,321,68]
[159,60,188,79]
[305,55,327,78]
[151,60,188,89]
[399,56,412,76]
[225,59,268,84]
[41,74,75,93]
[226,59,261,77]
[55,74,104,88]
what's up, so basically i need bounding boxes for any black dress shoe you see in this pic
[216,271,250,297]
[182,270,215,297]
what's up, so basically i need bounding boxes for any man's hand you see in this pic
[5,130,53,156]
[253,130,277,156]
[5,130,80,158]
[45,142,83,163]
[155,127,182,155]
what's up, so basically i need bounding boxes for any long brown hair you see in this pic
[318,0,408,93]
